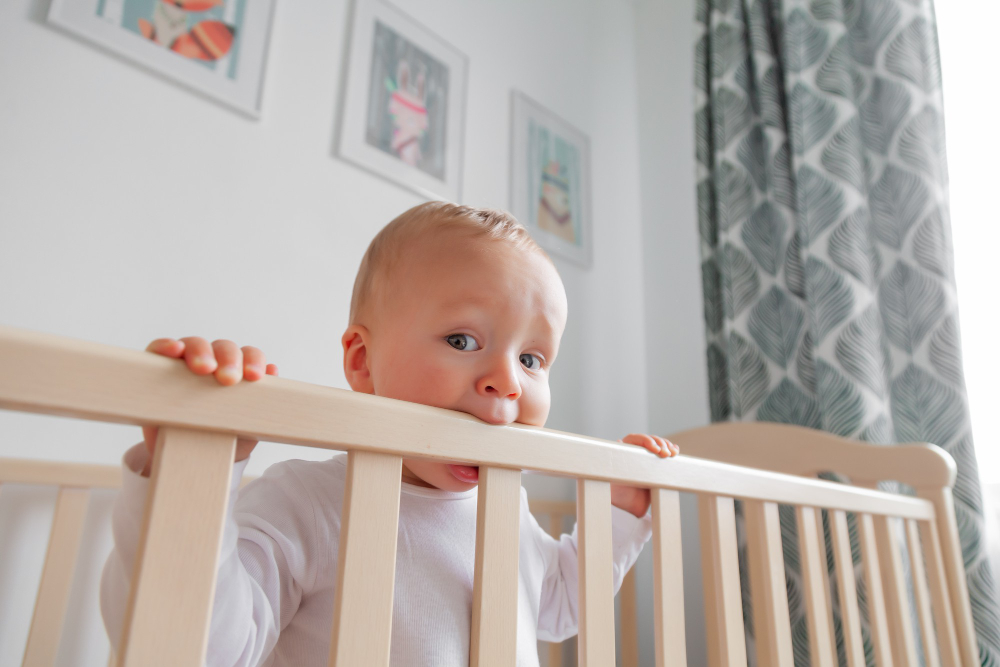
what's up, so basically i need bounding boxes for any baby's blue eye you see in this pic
[446,334,480,351]
[520,353,541,370]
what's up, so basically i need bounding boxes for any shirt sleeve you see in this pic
[530,497,653,643]
[99,443,321,667]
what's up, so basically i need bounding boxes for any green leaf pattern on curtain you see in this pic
[695,0,999,663]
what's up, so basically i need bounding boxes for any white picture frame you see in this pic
[509,91,593,268]
[47,0,276,119]
[337,0,468,202]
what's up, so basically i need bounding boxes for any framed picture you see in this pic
[510,91,592,268]
[337,0,467,202]
[47,0,276,118]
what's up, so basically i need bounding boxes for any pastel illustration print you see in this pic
[537,160,575,243]
[136,0,236,61]
[386,62,428,167]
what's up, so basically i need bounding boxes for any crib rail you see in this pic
[0,326,975,667]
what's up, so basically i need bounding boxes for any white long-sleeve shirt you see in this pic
[101,444,652,667]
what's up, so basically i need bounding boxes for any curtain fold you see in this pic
[695,0,1000,663]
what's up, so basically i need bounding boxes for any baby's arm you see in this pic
[611,433,679,517]
[530,499,653,642]
[533,433,675,641]
[100,337,310,666]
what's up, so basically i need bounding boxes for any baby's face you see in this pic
[362,234,568,491]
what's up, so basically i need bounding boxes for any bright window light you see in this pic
[935,4,1000,483]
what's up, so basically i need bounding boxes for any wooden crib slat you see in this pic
[918,518,961,667]
[872,514,918,665]
[22,486,90,667]
[811,508,838,666]
[919,487,979,666]
[796,506,836,667]
[858,513,894,667]
[698,495,747,667]
[117,428,236,667]
[547,510,563,667]
[905,519,941,667]
[576,479,615,667]
[745,500,794,667]
[830,510,865,667]
[470,466,521,667]
[329,451,402,667]
[651,488,686,667]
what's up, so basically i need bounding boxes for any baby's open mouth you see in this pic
[447,464,479,483]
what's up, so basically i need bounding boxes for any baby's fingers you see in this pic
[178,336,217,375]
[211,339,243,386]
[241,345,267,380]
[621,433,663,456]
[145,338,185,358]
[654,435,680,458]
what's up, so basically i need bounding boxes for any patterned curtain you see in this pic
[695,0,1000,664]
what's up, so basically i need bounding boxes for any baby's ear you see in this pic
[341,325,375,393]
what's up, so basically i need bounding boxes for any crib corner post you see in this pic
[918,486,980,667]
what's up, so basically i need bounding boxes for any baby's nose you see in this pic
[476,363,521,399]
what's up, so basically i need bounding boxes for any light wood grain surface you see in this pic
[0,327,935,519]
[699,495,747,667]
[470,466,521,667]
[576,479,615,667]
[116,428,236,667]
[329,451,402,667]
[651,488,686,667]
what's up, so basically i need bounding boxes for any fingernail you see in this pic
[217,366,240,383]
[245,364,263,379]
[192,356,216,371]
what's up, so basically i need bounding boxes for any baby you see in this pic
[101,202,677,666]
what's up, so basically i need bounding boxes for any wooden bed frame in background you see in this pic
[0,326,978,667]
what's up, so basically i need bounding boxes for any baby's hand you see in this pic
[610,433,679,517]
[139,337,278,477]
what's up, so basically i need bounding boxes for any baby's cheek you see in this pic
[518,383,551,427]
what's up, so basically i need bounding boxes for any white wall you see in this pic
[0,0,706,664]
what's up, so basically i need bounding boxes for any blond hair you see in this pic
[349,202,544,324]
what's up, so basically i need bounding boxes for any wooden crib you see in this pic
[0,326,978,667]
